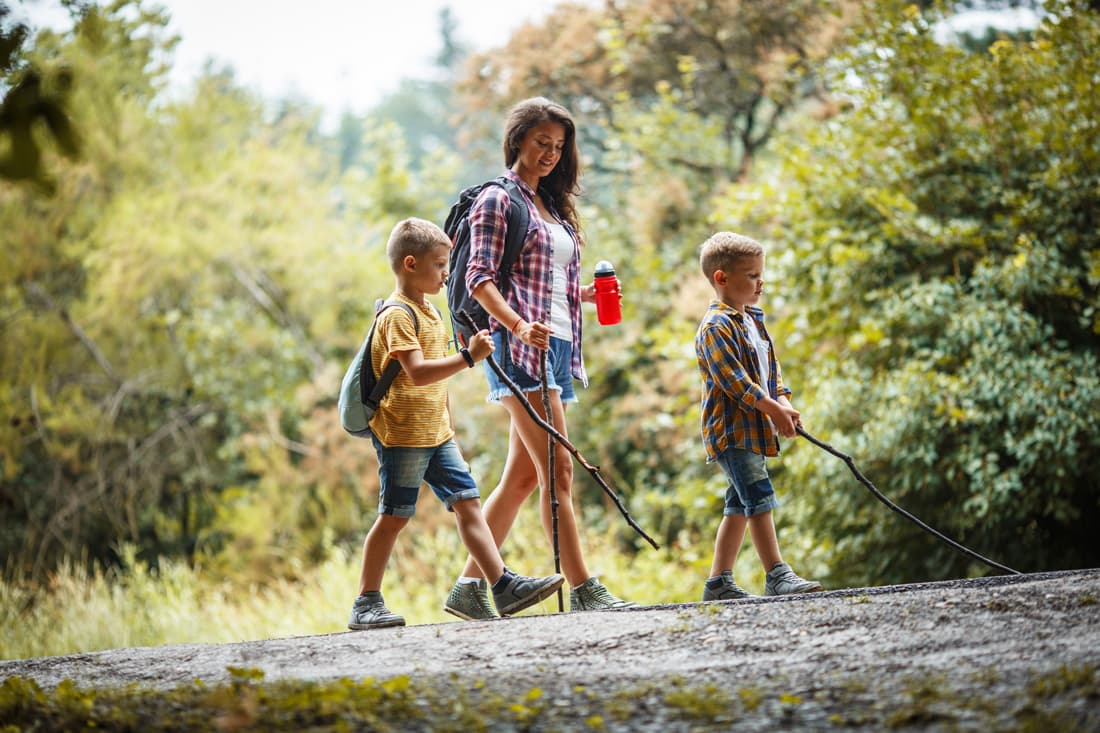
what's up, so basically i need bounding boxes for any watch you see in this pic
[459,347,475,368]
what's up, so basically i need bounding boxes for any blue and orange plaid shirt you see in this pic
[467,170,587,386]
[695,300,792,460]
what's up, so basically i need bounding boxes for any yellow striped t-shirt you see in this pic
[368,292,454,448]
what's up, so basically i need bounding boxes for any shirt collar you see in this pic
[710,299,743,320]
[709,300,765,322]
[504,169,536,198]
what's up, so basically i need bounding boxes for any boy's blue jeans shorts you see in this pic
[715,447,780,517]
[484,331,577,404]
[370,437,480,518]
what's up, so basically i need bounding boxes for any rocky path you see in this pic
[3,569,1099,731]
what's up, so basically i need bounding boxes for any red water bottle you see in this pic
[593,260,622,326]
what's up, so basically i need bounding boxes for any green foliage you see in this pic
[0,2,462,583]
[718,0,1100,584]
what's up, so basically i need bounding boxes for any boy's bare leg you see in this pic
[747,510,782,570]
[357,514,410,594]
[709,514,748,577]
[451,497,506,583]
[459,424,538,579]
[501,391,588,586]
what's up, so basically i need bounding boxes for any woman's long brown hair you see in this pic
[503,97,582,238]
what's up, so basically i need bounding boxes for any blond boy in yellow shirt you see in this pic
[349,218,563,629]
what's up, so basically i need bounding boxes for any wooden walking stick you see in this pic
[797,426,1020,575]
[540,349,565,611]
[456,311,659,550]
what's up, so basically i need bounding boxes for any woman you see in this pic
[443,97,634,618]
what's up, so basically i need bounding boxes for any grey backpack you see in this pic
[338,300,417,438]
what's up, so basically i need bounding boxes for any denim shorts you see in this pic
[484,330,577,404]
[715,446,780,517]
[370,437,480,518]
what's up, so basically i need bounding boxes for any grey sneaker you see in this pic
[702,570,753,601]
[492,571,565,616]
[764,562,823,596]
[444,579,499,621]
[348,592,405,630]
[570,577,637,611]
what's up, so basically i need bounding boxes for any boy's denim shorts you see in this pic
[369,437,479,518]
[484,330,577,404]
[715,446,780,517]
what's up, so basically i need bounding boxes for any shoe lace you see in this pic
[476,586,495,616]
[583,582,620,605]
[355,601,386,620]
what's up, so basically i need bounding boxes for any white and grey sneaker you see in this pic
[348,592,405,630]
[444,579,499,621]
[764,562,823,596]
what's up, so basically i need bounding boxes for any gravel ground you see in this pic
[3,568,1099,731]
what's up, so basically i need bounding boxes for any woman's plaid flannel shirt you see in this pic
[695,300,792,460]
[466,170,588,387]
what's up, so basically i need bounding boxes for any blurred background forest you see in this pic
[2,0,1097,660]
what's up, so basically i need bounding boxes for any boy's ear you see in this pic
[402,254,417,272]
[712,269,727,287]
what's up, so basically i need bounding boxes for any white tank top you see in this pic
[742,313,774,430]
[547,222,575,341]
[742,314,770,388]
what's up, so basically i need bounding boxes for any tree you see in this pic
[1,1,370,580]
[0,0,476,583]
[458,0,845,182]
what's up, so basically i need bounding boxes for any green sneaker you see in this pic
[702,570,754,601]
[569,577,636,611]
[348,592,405,630]
[444,579,499,621]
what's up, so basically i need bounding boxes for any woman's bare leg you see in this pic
[459,423,539,578]
[500,389,588,586]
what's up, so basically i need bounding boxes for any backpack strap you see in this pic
[361,301,419,408]
[494,175,530,301]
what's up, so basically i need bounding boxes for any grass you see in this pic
[2,490,785,661]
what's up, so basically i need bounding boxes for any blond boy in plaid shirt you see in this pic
[695,232,823,600]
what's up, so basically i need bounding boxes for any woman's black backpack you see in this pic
[443,176,529,347]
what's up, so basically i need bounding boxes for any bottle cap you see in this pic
[594,260,615,277]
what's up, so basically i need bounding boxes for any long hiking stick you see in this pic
[797,426,1021,575]
[540,350,565,611]
[457,311,659,550]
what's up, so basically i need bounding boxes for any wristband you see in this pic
[510,315,523,334]
[459,347,475,368]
